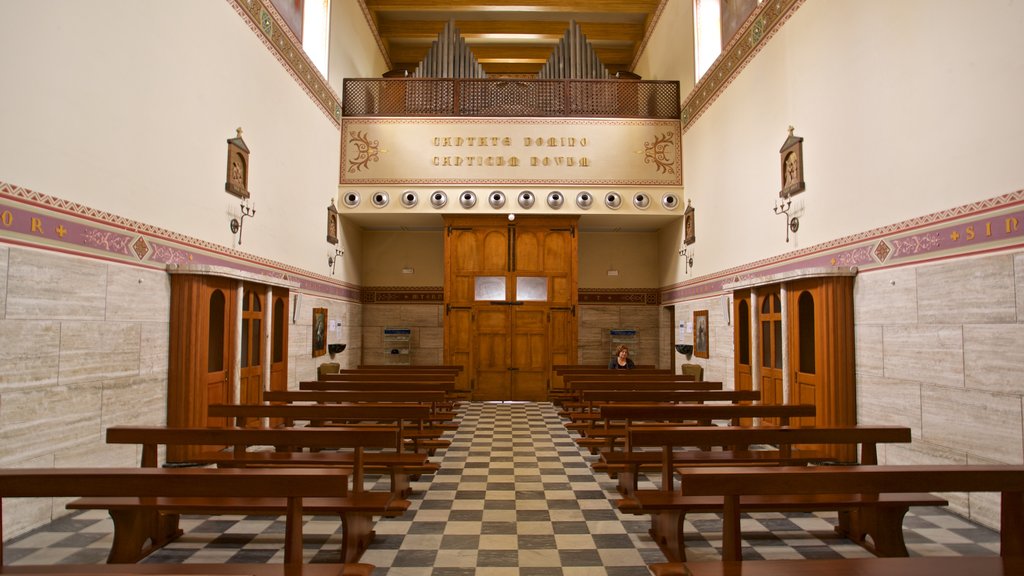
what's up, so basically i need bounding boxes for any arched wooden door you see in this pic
[759,288,784,424]
[444,215,578,401]
[239,284,264,406]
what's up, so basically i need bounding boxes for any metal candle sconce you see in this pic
[679,245,694,274]
[229,200,256,244]
[773,196,799,243]
[328,248,344,275]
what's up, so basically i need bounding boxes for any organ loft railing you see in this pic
[343,19,680,120]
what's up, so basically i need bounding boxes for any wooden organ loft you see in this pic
[343,20,680,119]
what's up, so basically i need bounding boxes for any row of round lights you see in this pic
[343,190,680,211]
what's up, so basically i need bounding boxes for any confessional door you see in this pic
[239,284,264,406]
[444,215,578,401]
[758,288,785,423]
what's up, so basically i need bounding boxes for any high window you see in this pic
[302,0,331,77]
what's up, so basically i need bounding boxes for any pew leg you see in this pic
[106,510,181,563]
[339,512,376,564]
[391,470,412,498]
[863,505,911,557]
[648,511,687,562]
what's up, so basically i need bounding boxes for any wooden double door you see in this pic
[444,216,578,401]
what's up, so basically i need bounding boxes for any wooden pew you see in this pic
[587,403,819,486]
[70,427,411,564]
[564,389,760,426]
[616,425,945,562]
[263,390,458,430]
[651,464,1024,573]
[548,367,667,400]
[558,380,724,413]
[0,467,374,575]
[207,403,451,455]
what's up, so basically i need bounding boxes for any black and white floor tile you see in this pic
[4,401,1001,575]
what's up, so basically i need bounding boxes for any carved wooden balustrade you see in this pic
[341,78,681,119]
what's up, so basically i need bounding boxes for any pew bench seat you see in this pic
[67,492,408,565]
[595,448,830,491]
[617,490,948,562]
[648,557,1023,576]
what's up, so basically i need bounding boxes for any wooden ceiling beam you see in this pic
[365,0,662,14]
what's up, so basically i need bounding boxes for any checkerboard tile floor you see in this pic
[4,401,1001,575]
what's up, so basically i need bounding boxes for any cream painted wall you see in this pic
[674,0,1024,281]
[0,0,344,279]
[633,0,696,89]
[361,230,445,286]
[579,232,660,288]
[328,0,388,90]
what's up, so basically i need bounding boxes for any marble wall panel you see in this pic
[362,305,403,327]
[852,268,918,326]
[881,325,964,387]
[0,246,8,319]
[1016,253,1024,322]
[963,325,1024,395]
[855,374,922,437]
[105,265,171,322]
[921,385,1023,464]
[58,321,141,385]
[5,248,107,320]
[417,326,444,349]
[139,322,169,377]
[854,324,884,377]
[0,380,103,467]
[101,373,165,428]
[917,254,1016,324]
[398,304,443,327]
[577,306,620,331]
[0,320,61,388]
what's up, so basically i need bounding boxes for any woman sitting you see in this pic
[608,344,635,369]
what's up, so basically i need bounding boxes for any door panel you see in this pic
[759,290,784,424]
[239,285,264,409]
[512,307,548,401]
[475,307,510,400]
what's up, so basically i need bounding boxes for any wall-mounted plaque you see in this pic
[225,127,250,199]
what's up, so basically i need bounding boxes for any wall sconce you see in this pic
[773,195,800,242]
[229,200,256,244]
[328,248,343,275]
[679,245,694,274]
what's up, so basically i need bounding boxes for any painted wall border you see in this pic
[227,0,343,127]
[0,181,359,303]
[662,188,1024,303]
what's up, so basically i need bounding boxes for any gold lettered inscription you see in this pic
[431,135,590,169]
[0,210,12,227]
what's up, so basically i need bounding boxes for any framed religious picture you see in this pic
[225,128,250,199]
[683,200,696,245]
[326,199,339,244]
[693,309,709,358]
[312,307,327,358]
[779,126,805,198]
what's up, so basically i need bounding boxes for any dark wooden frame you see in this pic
[683,200,696,245]
[327,199,339,244]
[225,128,250,199]
[312,307,328,358]
[693,309,709,358]
[779,126,805,198]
